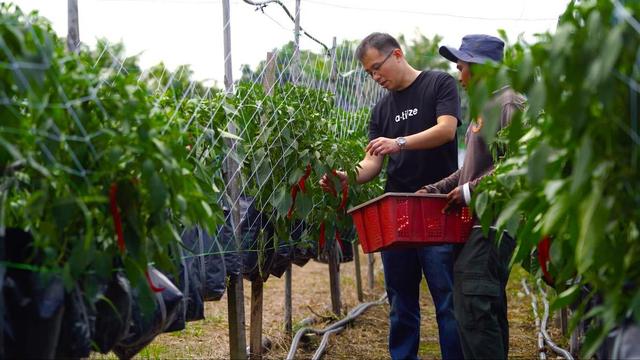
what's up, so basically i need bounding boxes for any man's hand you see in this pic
[443,186,465,213]
[319,170,347,194]
[365,137,401,156]
[416,184,437,194]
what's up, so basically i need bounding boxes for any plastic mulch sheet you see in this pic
[55,285,92,359]
[92,272,133,354]
[239,196,276,282]
[112,266,183,360]
[2,228,65,359]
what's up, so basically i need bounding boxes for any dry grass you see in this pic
[93,249,564,359]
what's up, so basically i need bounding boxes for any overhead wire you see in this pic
[242,0,330,54]
[303,0,560,22]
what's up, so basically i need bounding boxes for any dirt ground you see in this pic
[94,248,563,359]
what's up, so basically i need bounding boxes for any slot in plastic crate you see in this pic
[347,193,473,253]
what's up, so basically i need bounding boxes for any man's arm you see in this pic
[444,101,523,211]
[365,115,458,156]
[354,151,384,184]
[418,168,461,194]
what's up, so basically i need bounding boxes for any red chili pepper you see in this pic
[328,170,348,211]
[337,182,349,211]
[109,183,126,254]
[298,163,312,193]
[538,236,553,285]
[145,269,165,293]
[287,184,299,219]
[325,169,338,197]
[318,222,326,249]
[327,185,337,198]
[288,164,313,219]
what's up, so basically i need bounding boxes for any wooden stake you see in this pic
[221,1,246,358]
[284,265,292,336]
[353,242,363,302]
[67,0,80,52]
[367,254,375,291]
[249,280,264,360]
[328,238,342,316]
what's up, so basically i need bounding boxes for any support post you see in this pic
[67,0,80,52]
[249,280,264,360]
[560,308,568,336]
[285,1,300,332]
[222,1,247,359]
[248,51,278,359]
[329,37,338,94]
[328,235,342,316]
[353,242,363,302]
[367,254,375,291]
[291,0,301,83]
[284,264,293,336]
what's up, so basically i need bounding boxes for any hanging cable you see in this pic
[242,0,330,54]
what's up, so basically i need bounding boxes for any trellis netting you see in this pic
[0,4,385,358]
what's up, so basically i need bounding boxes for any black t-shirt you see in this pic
[369,70,461,192]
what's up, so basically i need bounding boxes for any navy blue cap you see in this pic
[439,34,504,64]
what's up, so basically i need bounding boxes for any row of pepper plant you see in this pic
[0,5,225,311]
[0,4,383,314]
[466,0,639,356]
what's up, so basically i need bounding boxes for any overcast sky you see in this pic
[12,0,571,86]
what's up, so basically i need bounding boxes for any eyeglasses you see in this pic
[365,50,394,77]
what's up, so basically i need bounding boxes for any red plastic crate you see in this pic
[347,193,473,253]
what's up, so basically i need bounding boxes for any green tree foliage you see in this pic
[398,33,451,71]
[144,62,215,99]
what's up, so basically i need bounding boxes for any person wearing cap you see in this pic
[320,32,464,360]
[418,34,526,359]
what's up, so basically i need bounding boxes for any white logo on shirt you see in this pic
[394,108,419,123]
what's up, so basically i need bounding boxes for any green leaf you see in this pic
[527,81,546,118]
[52,198,79,230]
[143,159,168,212]
[151,138,172,158]
[288,167,305,185]
[542,192,568,235]
[576,182,605,274]
[571,136,592,194]
[272,186,292,217]
[474,191,488,220]
[527,143,550,186]
[27,156,51,178]
[543,180,565,202]
[219,129,242,141]
[0,136,24,161]
[480,101,502,145]
[62,263,74,290]
[581,324,610,359]
[495,193,527,233]
[585,25,623,89]
[296,192,313,218]
[550,284,580,311]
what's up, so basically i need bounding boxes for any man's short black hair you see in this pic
[356,32,401,61]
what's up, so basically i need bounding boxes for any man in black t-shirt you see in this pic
[321,32,463,360]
